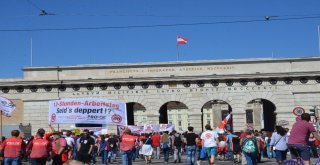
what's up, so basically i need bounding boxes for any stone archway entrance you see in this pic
[159,101,189,132]
[126,102,146,125]
[246,99,276,131]
[201,100,232,132]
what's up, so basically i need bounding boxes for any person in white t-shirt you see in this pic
[201,124,219,165]
[65,130,75,160]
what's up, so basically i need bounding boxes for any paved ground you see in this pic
[21,155,320,164]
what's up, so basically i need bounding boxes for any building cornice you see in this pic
[22,56,320,72]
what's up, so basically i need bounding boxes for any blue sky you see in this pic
[0,0,320,78]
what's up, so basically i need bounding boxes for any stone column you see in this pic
[253,106,262,130]
[188,113,202,133]
[232,112,246,132]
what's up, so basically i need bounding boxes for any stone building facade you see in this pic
[1,57,320,134]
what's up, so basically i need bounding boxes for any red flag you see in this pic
[177,36,188,45]
[218,113,232,129]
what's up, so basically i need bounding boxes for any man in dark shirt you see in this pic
[77,129,95,165]
[107,135,119,162]
[184,126,198,165]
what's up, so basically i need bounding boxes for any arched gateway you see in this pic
[1,57,320,134]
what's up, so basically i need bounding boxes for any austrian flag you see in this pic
[177,36,188,45]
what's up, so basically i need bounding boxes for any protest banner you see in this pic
[49,98,127,125]
[159,124,175,132]
[118,125,144,135]
[119,124,175,135]
[0,96,16,117]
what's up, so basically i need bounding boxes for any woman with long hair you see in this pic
[161,132,170,163]
[270,126,288,164]
[141,133,153,164]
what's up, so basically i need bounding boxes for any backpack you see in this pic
[105,141,111,151]
[259,139,265,150]
[242,138,257,153]
[174,135,182,146]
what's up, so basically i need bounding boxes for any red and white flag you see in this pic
[177,36,188,45]
[218,112,232,129]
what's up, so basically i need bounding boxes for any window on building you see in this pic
[169,121,173,124]
[246,110,253,124]
[168,115,172,120]
[178,115,181,119]
[178,121,182,126]
[207,120,211,125]
[207,114,210,118]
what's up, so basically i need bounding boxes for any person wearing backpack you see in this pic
[240,129,259,165]
[171,130,182,163]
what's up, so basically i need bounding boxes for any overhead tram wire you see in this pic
[25,0,53,16]
[1,15,320,32]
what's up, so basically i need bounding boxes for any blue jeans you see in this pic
[186,145,197,165]
[163,148,170,162]
[121,150,133,165]
[226,143,234,160]
[4,158,20,165]
[243,151,257,165]
[196,146,202,160]
[101,150,109,164]
[111,148,118,161]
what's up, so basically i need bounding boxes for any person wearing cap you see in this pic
[26,129,52,165]
[51,131,67,165]
[120,128,137,165]
[77,129,95,165]
[0,130,24,165]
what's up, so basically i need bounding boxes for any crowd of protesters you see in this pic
[0,113,320,165]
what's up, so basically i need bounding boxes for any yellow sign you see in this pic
[74,128,81,135]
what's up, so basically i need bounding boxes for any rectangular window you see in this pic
[178,121,182,126]
[207,114,210,118]
[168,115,172,120]
[178,115,181,119]
[246,110,254,124]
[207,120,211,125]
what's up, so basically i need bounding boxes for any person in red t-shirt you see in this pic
[288,113,320,165]
[0,130,24,165]
[51,131,67,165]
[151,132,161,159]
[26,129,52,165]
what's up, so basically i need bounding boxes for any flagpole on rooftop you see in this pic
[30,37,33,67]
[318,25,320,55]
[176,44,180,61]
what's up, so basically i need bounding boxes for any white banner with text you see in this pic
[49,98,127,125]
